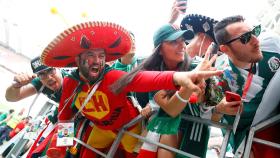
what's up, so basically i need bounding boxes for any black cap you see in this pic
[30,56,50,73]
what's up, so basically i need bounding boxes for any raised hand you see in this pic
[168,0,187,24]
[13,72,36,88]
[195,43,218,71]
[173,70,223,94]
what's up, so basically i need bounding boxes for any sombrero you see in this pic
[180,14,218,43]
[41,21,132,67]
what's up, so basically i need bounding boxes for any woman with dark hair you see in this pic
[152,45,223,158]
[110,23,194,158]
[111,24,193,94]
[111,13,224,157]
[111,23,216,158]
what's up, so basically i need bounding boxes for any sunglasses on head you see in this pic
[224,25,261,45]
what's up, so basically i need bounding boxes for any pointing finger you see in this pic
[196,70,223,80]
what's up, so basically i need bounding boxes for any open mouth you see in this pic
[47,80,57,89]
[89,66,100,76]
[91,67,99,72]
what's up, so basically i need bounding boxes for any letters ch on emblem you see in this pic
[75,91,110,119]
[78,95,108,112]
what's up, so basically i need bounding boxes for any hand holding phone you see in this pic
[225,91,241,102]
[176,0,187,13]
[225,91,241,107]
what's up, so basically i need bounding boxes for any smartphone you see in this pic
[211,43,219,55]
[225,91,241,102]
[210,42,219,66]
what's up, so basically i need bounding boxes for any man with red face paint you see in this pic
[40,21,222,158]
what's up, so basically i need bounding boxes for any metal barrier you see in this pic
[181,115,232,158]
[0,129,26,157]
[243,114,280,157]
[5,138,29,158]
[68,112,233,158]
[243,68,280,157]
[4,110,234,158]
[70,114,147,158]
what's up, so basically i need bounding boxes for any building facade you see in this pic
[257,0,280,35]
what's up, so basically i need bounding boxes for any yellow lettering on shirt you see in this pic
[75,91,110,119]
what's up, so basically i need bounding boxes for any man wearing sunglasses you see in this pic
[5,56,68,103]
[214,15,280,157]
[5,57,70,158]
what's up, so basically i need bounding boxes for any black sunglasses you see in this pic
[224,25,261,45]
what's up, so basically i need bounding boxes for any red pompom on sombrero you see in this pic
[41,21,132,67]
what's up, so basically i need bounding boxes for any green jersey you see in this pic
[111,57,144,72]
[217,46,280,152]
[177,104,210,158]
[31,69,68,103]
[146,58,211,158]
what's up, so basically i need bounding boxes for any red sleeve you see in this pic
[58,77,76,121]
[124,71,178,92]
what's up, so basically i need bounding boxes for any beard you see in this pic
[231,46,263,64]
[79,59,105,82]
[79,65,94,82]
[237,51,263,63]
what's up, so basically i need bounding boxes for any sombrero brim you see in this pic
[180,14,218,43]
[41,21,132,67]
